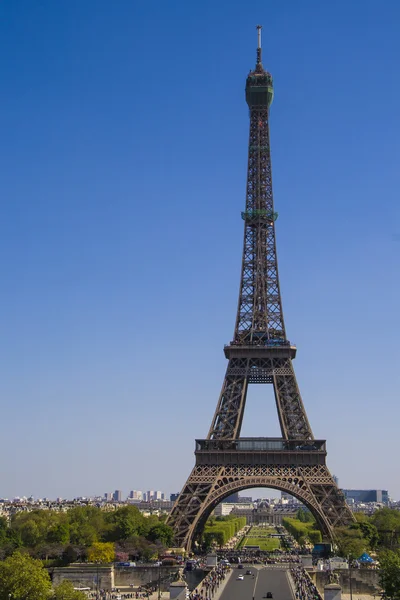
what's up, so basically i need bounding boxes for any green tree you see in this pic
[0,518,8,545]
[334,527,366,559]
[53,580,87,600]
[10,511,67,548]
[47,516,70,545]
[147,523,174,547]
[378,550,400,600]
[68,507,104,546]
[107,506,145,541]
[87,542,115,563]
[296,509,312,523]
[358,521,379,550]
[371,508,400,532]
[0,551,52,600]
[371,509,400,549]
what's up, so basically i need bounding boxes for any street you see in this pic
[219,566,294,600]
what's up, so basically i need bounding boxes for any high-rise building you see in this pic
[343,490,389,504]
[333,475,339,487]
[153,491,163,501]
[170,493,179,502]
[104,492,112,501]
[129,490,142,500]
[113,490,122,502]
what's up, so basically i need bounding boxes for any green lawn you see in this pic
[237,526,281,551]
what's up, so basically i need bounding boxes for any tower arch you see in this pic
[189,479,331,551]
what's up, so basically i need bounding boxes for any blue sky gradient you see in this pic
[1,0,399,500]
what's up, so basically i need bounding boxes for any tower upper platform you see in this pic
[246,25,274,108]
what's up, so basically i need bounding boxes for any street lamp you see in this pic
[347,556,353,600]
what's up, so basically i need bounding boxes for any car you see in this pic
[238,564,244,569]
[266,593,273,599]
[237,575,244,581]
[245,570,252,575]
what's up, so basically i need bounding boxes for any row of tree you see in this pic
[282,517,322,545]
[0,505,174,563]
[202,516,247,549]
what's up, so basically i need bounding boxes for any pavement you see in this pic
[218,566,294,600]
[341,596,377,600]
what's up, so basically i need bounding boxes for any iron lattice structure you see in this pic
[167,27,354,550]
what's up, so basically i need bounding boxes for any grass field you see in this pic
[237,526,281,551]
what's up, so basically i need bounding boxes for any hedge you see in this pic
[282,517,322,545]
[203,517,246,548]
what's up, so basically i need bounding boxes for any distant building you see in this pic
[225,493,240,503]
[129,490,143,500]
[170,493,179,502]
[343,490,389,504]
[214,502,254,517]
[104,492,112,501]
[333,475,339,487]
[238,496,253,503]
[113,490,123,502]
[280,492,301,505]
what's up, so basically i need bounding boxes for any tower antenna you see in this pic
[256,24,262,66]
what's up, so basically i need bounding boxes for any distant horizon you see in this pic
[2,487,396,503]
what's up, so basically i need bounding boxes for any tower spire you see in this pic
[256,24,263,68]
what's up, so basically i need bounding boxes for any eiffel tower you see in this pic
[167,26,354,550]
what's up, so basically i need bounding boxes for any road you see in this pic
[219,566,294,600]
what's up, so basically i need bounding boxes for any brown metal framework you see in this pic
[167,27,354,550]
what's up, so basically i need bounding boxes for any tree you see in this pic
[296,509,314,524]
[68,507,104,546]
[334,527,366,559]
[53,580,87,600]
[147,523,174,546]
[378,550,400,600]
[107,506,145,541]
[371,509,400,549]
[0,551,52,600]
[62,546,79,564]
[115,551,129,562]
[47,517,70,545]
[0,518,7,545]
[87,542,115,563]
[34,543,65,561]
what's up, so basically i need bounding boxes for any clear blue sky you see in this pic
[1,0,399,502]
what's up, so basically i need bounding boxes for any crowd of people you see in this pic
[217,549,301,565]
[290,566,322,600]
[86,590,155,600]
[188,564,228,600]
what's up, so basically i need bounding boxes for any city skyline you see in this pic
[1,1,400,500]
